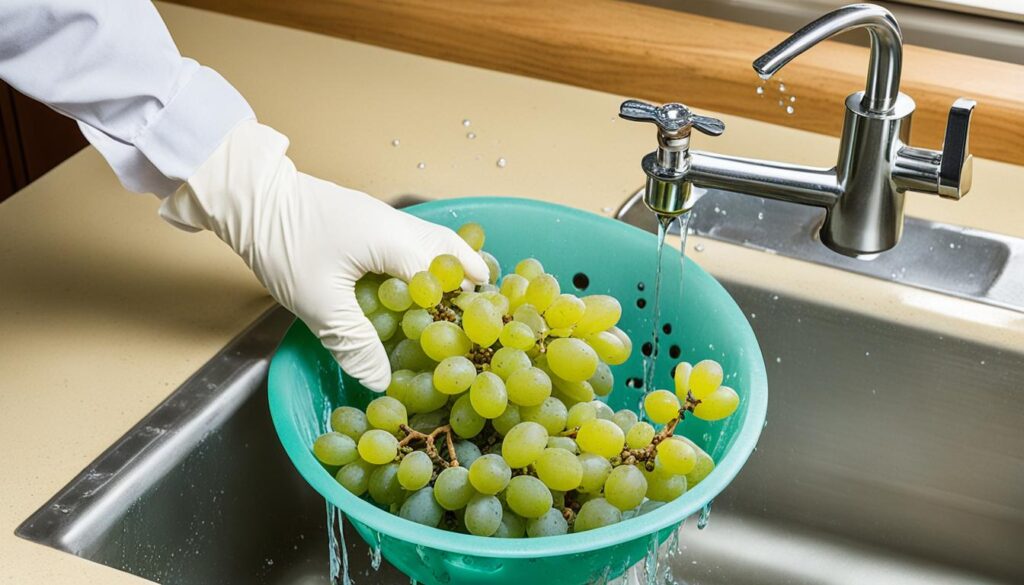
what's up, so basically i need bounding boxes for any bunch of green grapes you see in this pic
[309,222,741,537]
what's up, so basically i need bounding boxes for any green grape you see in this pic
[637,500,666,517]
[544,294,585,329]
[480,251,501,285]
[357,429,399,464]
[452,291,480,311]
[512,304,548,337]
[405,372,449,413]
[527,507,568,537]
[566,402,598,430]
[552,376,595,403]
[534,448,583,491]
[689,359,724,399]
[499,321,536,351]
[409,270,443,308]
[574,295,622,336]
[610,409,639,434]
[686,445,715,487]
[453,440,482,468]
[463,298,503,346]
[505,475,552,519]
[501,421,548,468]
[521,397,568,435]
[591,400,614,420]
[457,222,486,251]
[391,339,435,372]
[547,436,579,453]
[573,498,622,532]
[469,371,507,419]
[577,453,612,493]
[491,403,521,436]
[368,310,399,341]
[429,254,466,292]
[673,361,693,399]
[465,494,503,536]
[419,321,472,361]
[585,331,629,366]
[368,463,403,505]
[450,394,486,438]
[365,396,408,434]
[643,466,687,502]
[330,406,368,440]
[603,465,647,511]
[588,362,615,397]
[490,347,531,380]
[524,274,560,312]
[506,367,552,407]
[547,338,599,382]
[312,432,358,466]
[479,290,510,315]
[644,389,681,424]
[400,309,434,340]
[499,274,529,311]
[433,466,475,511]
[548,327,573,338]
[693,385,740,421]
[656,437,697,475]
[551,490,566,509]
[626,421,656,449]
[400,487,444,527]
[468,453,511,495]
[336,459,375,495]
[576,419,624,458]
[494,509,526,538]
[378,278,413,312]
[355,279,381,315]
[433,356,477,394]
[514,258,544,280]
[397,450,433,490]
[386,369,415,402]
[409,409,448,433]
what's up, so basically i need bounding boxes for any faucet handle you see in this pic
[619,100,725,138]
[938,98,976,200]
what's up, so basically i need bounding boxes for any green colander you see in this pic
[269,197,767,585]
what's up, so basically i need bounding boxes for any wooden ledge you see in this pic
[168,0,1024,166]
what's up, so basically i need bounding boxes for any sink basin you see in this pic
[17,205,1024,584]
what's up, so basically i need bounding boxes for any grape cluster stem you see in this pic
[618,393,701,469]
[398,424,460,468]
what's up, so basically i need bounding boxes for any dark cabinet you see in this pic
[0,81,88,202]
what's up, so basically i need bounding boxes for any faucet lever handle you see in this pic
[938,98,976,200]
[619,100,725,138]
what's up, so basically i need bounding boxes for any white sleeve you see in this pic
[0,0,254,197]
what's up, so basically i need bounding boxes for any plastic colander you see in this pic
[268,197,768,585]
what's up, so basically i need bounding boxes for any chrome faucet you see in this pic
[620,3,976,257]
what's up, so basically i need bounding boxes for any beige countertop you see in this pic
[2,3,1022,583]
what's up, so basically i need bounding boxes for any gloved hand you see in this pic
[159,120,488,391]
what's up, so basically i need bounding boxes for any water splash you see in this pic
[327,503,352,585]
[641,215,675,395]
[369,531,382,571]
[644,532,660,585]
[697,501,713,530]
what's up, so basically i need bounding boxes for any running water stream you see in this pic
[327,503,352,585]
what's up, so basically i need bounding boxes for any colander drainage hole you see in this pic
[669,345,681,359]
[637,281,645,291]
[573,272,590,290]
[626,377,644,389]
[636,298,647,309]
[662,323,672,335]
[641,341,655,357]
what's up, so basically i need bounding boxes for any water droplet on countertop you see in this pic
[949,242,956,248]
[778,82,787,92]
[416,162,426,169]
[865,351,871,357]
[786,105,795,115]
[790,96,797,102]
[772,294,779,301]
[694,243,705,252]
[980,360,986,365]
[466,131,476,139]
[778,99,784,107]
[601,206,613,213]
[775,357,782,363]
[756,86,764,95]
[496,157,507,168]
[750,313,756,319]
[462,119,471,127]
[391,138,400,147]
[757,211,764,220]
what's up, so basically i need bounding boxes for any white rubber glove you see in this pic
[159,120,488,391]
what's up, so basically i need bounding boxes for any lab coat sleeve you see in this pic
[0,0,254,197]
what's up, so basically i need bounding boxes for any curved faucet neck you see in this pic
[753,4,903,114]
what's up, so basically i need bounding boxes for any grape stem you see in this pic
[619,392,701,467]
[398,424,460,468]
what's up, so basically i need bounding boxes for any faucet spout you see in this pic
[753,4,902,113]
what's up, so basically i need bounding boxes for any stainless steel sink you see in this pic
[16,202,1024,584]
